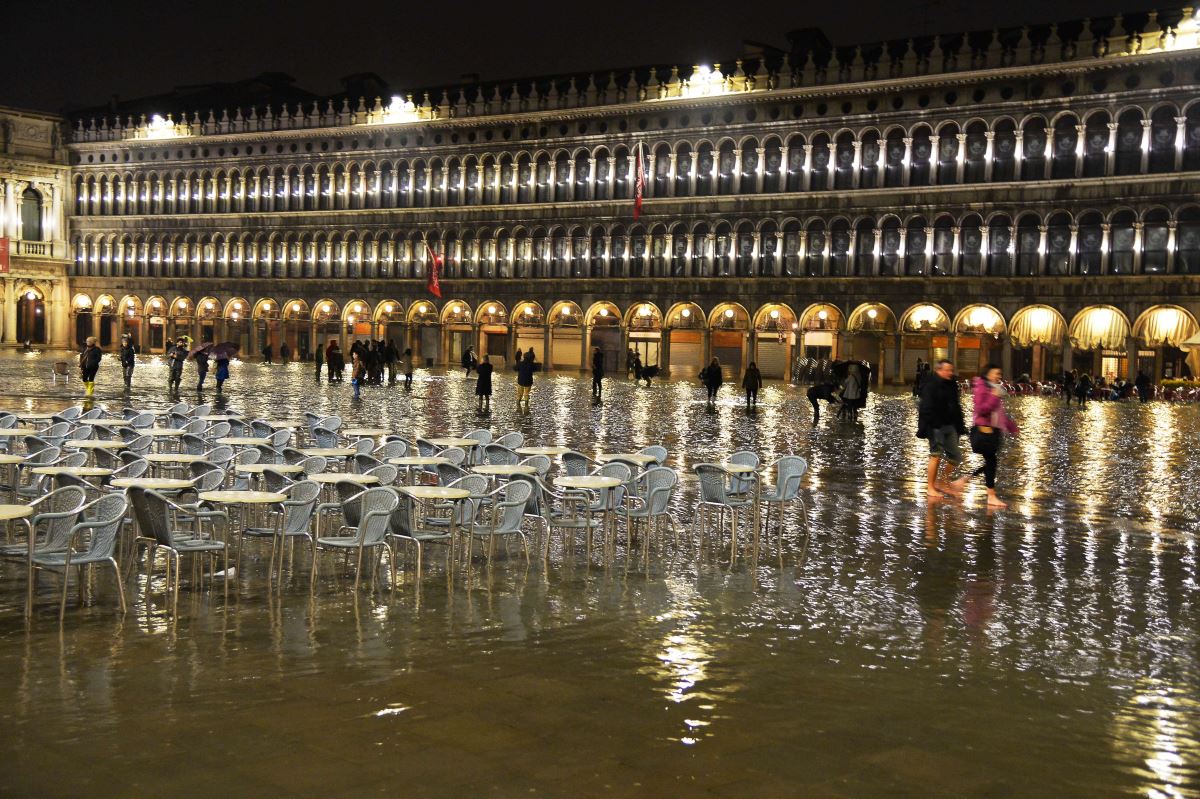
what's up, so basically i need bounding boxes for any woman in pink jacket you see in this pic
[970,363,1019,508]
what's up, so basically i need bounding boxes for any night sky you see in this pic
[9,0,1142,113]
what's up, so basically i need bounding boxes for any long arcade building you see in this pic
[11,9,1200,382]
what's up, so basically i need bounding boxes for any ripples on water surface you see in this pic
[0,355,1196,798]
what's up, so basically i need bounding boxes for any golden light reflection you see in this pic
[1112,681,1200,799]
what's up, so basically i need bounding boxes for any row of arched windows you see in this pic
[71,205,1200,279]
[71,104,1200,217]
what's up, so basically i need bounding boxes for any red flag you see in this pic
[424,242,442,298]
[633,141,645,220]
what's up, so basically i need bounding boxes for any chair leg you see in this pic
[60,566,70,621]
[353,546,364,592]
[110,558,127,613]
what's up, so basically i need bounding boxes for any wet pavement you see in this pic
[0,354,1197,798]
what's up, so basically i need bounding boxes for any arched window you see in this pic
[1142,209,1170,273]
[908,127,932,186]
[21,188,43,241]
[992,120,1017,181]
[1050,117,1078,179]
[1184,106,1200,171]
[879,218,901,275]
[1177,208,1200,275]
[1114,110,1144,175]
[1046,213,1072,276]
[1109,210,1137,274]
[1021,118,1048,180]
[859,131,880,189]
[883,131,905,187]
[964,122,987,183]
[988,215,1013,276]
[830,220,851,275]
[805,220,826,276]
[1148,108,1177,174]
[854,219,875,275]
[905,217,928,276]
[936,125,959,184]
[833,133,855,189]
[809,135,830,191]
[959,215,984,276]
[1076,212,1103,275]
[1015,215,1040,276]
[931,217,954,276]
[1083,113,1109,177]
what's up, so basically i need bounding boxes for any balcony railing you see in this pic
[12,240,55,258]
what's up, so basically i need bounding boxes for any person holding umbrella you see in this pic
[190,341,212,391]
[209,341,238,393]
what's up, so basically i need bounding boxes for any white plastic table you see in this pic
[473,464,537,477]
[596,453,658,467]
[110,477,195,490]
[216,437,270,447]
[343,428,388,438]
[2,503,37,617]
[514,446,572,457]
[389,455,448,485]
[426,437,479,449]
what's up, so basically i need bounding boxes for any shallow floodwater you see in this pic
[0,354,1197,798]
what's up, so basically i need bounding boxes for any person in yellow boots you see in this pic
[79,336,103,396]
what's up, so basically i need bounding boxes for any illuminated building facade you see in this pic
[61,9,1200,381]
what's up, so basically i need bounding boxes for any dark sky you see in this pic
[9,0,1142,113]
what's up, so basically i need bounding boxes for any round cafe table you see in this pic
[596,453,658,467]
[235,463,306,475]
[144,452,209,476]
[216,437,271,447]
[32,466,113,478]
[0,429,28,438]
[721,463,757,474]
[2,503,37,617]
[554,475,622,542]
[17,412,58,424]
[198,490,288,551]
[307,472,379,485]
[64,439,124,465]
[0,453,23,500]
[426,437,479,449]
[298,447,356,471]
[78,418,131,428]
[144,427,187,453]
[400,485,471,539]
[343,428,388,438]
[389,455,448,485]
[473,464,537,477]
[110,477,195,490]
[514,446,572,457]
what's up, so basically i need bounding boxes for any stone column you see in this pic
[566,158,577,201]
[667,153,678,196]
[731,148,743,194]
[1132,222,1144,273]
[851,140,862,188]
[1140,119,1152,174]
[587,158,597,200]
[1125,335,1139,380]
[1106,123,1118,175]
[1167,220,1178,273]
[4,280,17,344]
[955,133,967,182]
[1042,128,1053,180]
[1001,337,1012,376]
[607,157,617,199]
[1067,225,1079,274]
[1037,225,1049,275]
[929,134,941,184]
[1074,124,1086,177]
[1175,116,1187,171]
[802,145,814,190]
[901,138,913,184]
[1100,223,1111,273]
[686,151,697,196]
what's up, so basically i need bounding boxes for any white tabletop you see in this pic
[343,428,388,437]
[17,412,59,420]
[111,477,195,490]
[721,463,757,474]
[0,429,29,437]
[78,418,131,427]
[32,466,114,477]
[307,473,379,484]
[263,420,302,428]
[400,485,470,500]
[427,437,479,448]
[389,456,448,467]
[595,453,658,466]
[235,463,305,474]
[555,475,621,490]
[0,454,26,464]
[144,427,186,436]
[216,437,270,446]
[473,464,538,476]
[514,446,572,456]
[0,504,33,520]
[197,415,243,422]
[199,490,287,504]
[144,453,208,463]
[299,447,356,457]
[65,440,124,449]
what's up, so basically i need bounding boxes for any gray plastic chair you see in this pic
[468,480,533,563]
[483,444,519,466]
[0,486,88,564]
[299,456,327,476]
[128,487,229,614]
[31,493,129,619]
[759,456,809,546]
[352,438,375,457]
[243,480,320,582]
[439,447,467,467]
[694,463,758,560]
[519,455,552,479]
[311,486,399,592]
[620,466,679,555]
[727,450,760,496]
[365,464,399,486]
[562,450,596,477]
[639,445,668,466]
[373,440,407,460]
[494,431,524,449]
[311,426,340,449]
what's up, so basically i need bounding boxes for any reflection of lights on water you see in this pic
[372,703,410,717]
[1112,682,1199,799]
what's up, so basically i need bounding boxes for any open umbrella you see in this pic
[188,341,213,359]
[209,342,240,360]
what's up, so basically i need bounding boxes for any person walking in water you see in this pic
[591,346,605,400]
[167,337,188,393]
[1074,372,1093,405]
[279,341,291,363]
[1063,369,1077,405]
[515,350,541,411]
[79,336,103,397]
[326,341,344,383]
[1135,369,1152,403]
[118,334,136,389]
[214,352,230,394]
[917,358,967,500]
[314,342,324,380]
[462,346,477,377]
[475,354,495,412]
[742,361,763,410]
[401,347,414,390]
[700,358,723,406]
[194,346,210,391]
[841,363,864,423]
[262,343,273,365]
[969,363,1019,509]
[351,350,365,399]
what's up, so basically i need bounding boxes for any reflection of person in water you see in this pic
[913,503,966,654]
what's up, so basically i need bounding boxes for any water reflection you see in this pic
[0,357,1195,795]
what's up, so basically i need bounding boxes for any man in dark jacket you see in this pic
[514,350,541,411]
[119,334,136,388]
[1134,369,1152,403]
[917,358,966,499]
[167,338,188,392]
[79,336,103,397]
[591,347,605,400]
[194,347,210,391]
